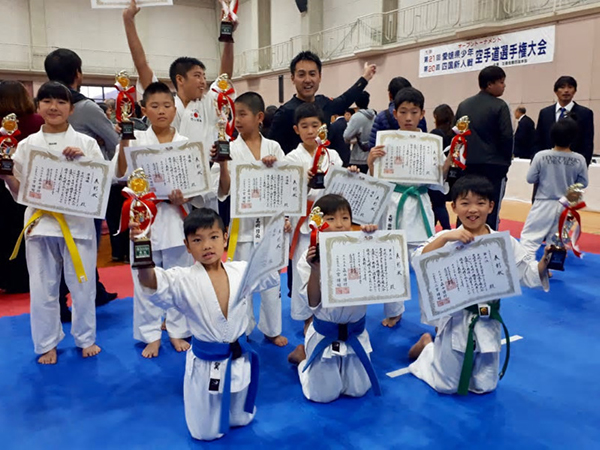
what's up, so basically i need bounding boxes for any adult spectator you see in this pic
[105,98,117,123]
[344,91,375,173]
[429,104,455,230]
[513,106,536,159]
[368,76,427,149]
[535,76,594,165]
[268,51,376,154]
[0,81,44,294]
[455,66,513,230]
[328,109,353,166]
[262,105,278,137]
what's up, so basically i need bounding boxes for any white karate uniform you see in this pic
[284,144,343,321]
[10,126,101,354]
[408,226,549,394]
[213,136,286,338]
[519,200,563,257]
[296,250,372,402]
[138,261,278,441]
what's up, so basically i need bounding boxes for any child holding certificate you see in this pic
[408,175,550,395]
[1,82,103,364]
[287,194,381,402]
[368,87,451,327]
[212,92,288,347]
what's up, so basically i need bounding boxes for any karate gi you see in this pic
[296,250,374,402]
[408,226,549,394]
[284,143,343,321]
[138,261,277,441]
[213,135,285,338]
[10,126,101,354]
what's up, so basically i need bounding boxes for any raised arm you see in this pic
[123,0,155,90]
[220,42,234,79]
[327,63,375,116]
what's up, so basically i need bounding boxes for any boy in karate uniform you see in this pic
[213,92,288,346]
[288,194,380,402]
[1,82,103,364]
[408,175,550,395]
[116,82,227,358]
[133,208,278,441]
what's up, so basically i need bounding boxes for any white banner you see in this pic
[91,0,172,8]
[419,25,555,78]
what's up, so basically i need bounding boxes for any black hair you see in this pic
[388,77,412,100]
[44,48,82,87]
[313,194,352,221]
[294,102,325,125]
[142,81,173,104]
[183,208,226,238]
[37,81,73,104]
[355,91,370,109]
[554,75,577,92]
[134,102,142,119]
[450,175,495,203]
[290,51,322,75]
[433,104,455,134]
[345,108,355,116]
[235,92,265,115]
[478,66,506,90]
[516,106,527,114]
[394,87,424,110]
[550,117,579,148]
[98,102,108,114]
[169,57,206,90]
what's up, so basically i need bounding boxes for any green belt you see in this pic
[394,184,433,238]
[457,301,510,396]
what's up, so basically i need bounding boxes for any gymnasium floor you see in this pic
[0,201,599,449]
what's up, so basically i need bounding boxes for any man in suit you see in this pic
[535,76,595,165]
[328,109,353,166]
[513,106,536,159]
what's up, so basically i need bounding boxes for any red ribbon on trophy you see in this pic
[558,197,586,258]
[0,113,21,152]
[311,124,331,176]
[449,129,470,170]
[115,71,136,123]
[220,0,239,22]
[116,187,158,239]
[308,206,329,249]
[212,74,236,139]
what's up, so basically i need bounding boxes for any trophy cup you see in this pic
[128,169,156,269]
[212,74,235,162]
[218,0,238,43]
[308,124,331,190]
[115,70,136,141]
[448,116,470,184]
[309,206,329,262]
[0,114,19,176]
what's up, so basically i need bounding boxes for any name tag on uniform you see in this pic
[478,303,491,319]
[253,218,264,247]
[209,361,223,393]
[331,341,347,357]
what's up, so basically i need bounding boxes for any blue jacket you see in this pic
[368,101,428,149]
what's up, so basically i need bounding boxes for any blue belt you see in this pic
[191,336,259,434]
[302,316,381,396]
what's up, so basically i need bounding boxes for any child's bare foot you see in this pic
[266,334,288,347]
[287,344,306,365]
[38,348,57,365]
[161,319,167,331]
[82,344,102,358]
[408,333,433,360]
[303,317,313,336]
[142,340,161,358]
[382,314,402,328]
[170,337,191,352]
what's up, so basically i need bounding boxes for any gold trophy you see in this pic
[115,71,136,140]
[448,116,470,184]
[308,125,330,189]
[219,0,237,43]
[309,206,329,262]
[129,169,156,269]
[0,114,19,176]
[212,74,234,162]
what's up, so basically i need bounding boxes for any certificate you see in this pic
[91,0,172,8]
[412,232,522,321]
[230,161,307,218]
[320,230,410,308]
[17,146,112,219]
[324,167,394,225]
[238,214,289,299]
[125,141,211,200]
[374,130,444,186]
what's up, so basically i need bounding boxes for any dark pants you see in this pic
[464,164,508,231]
[106,183,129,261]
[428,189,451,230]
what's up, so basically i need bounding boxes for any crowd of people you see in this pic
[0,0,594,442]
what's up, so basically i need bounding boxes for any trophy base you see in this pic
[308,172,326,190]
[447,166,463,181]
[212,140,232,162]
[219,21,235,43]
[132,239,155,270]
[0,157,14,176]
[120,121,136,140]
[548,246,567,271]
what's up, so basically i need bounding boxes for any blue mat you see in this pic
[1,253,599,449]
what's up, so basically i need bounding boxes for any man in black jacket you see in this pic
[535,76,594,165]
[455,66,513,230]
[328,109,354,166]
[513,106,536,159]
[268,51,376,154]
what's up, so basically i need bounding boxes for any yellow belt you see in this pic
[226,218,241,261]
[10,210,88,283]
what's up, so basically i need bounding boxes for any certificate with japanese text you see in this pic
[230,161,307,218]
[91,0,172,8]
[17,146,112,219]
[238,214,289,299]
[374,130,444,186]
[320,230,410,308]
[324,167,394,225]
[126,141,211,200]
[412,232,522,321]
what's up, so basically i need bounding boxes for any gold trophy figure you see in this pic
[448,115,470,183]
[548,183,585,271]
[308,124,330,189]
[115,71,136,140]
[129,169,156,269]
[219,0,237,43]
[212,74,234,162]
[0,114,19,176]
